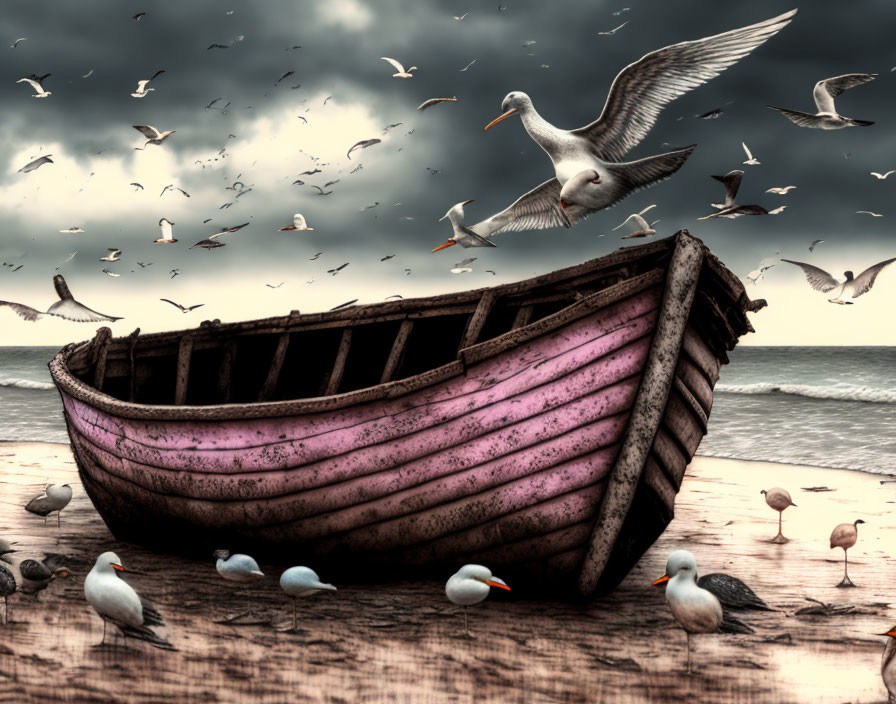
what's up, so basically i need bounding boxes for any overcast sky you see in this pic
[1,0,894,346]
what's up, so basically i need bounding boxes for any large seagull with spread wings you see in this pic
[0,275,122,322]
[431,9,796,251]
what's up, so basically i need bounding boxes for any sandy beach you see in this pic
[0,441,893,703]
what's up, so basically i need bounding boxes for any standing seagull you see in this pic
[214,550,264,614]
[445,564,510,638]
[652,550,723,673]
[155,218,177,244]
[380,57,417,78]
[481,10,795,226]
[84,552,175,649]
[16,77,51,98]
[279,566,336,631]
[132,125,175,146]
[879,625,896,703]
[830,519,864,587]
[741,142,760,165]
[761,488,796,543]
[279,213,314,231]
[19,555,70,598]
[0,563,15,624]
[782,258,896,304]
[768,74,876,129]
[131,70,165,98]
[25,483,73,527]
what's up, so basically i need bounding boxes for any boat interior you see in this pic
[61,235,755,408]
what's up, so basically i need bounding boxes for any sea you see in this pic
[1,345,894,476]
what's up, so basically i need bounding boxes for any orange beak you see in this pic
[431,240,456,252]
[461,199,474,206]
[486,579,510,591]
[879,630,896,637]
[651,574,670,587]
[278,226,295,231]
[484,108,518,131]
[111,563,125,572]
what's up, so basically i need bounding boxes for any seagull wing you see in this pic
[380,57,405,73]
[813,73,876,114]
[612,213,638,231]
[47,299,122,322]
[16,78,43,93]
[781,259,839,293]
[0,301,45,321]
[135,80,150,92]
[712,170,743,205]
[160,298,186,312]
[133,125,161,139]
[187,304,205,312]
[742,142,753,160]
[209,222,250,240]
[476,178,595,238]
[571,10,796,161]
[766,105,821,127]
[851,257,896,298]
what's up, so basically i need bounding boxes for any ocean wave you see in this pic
[715,382,896,404]
[0,378,54,390]
[696,451,892,478]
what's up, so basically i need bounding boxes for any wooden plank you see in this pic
[91,328,112,391]
[578,231,704,597]
[511,305,533,330]
[174,335,194,405]
[325,328,353,396]
[458,290,498,352]
[257,333,292,402]
[380,319,414,384]
[218,340,237,403]
[127,328,140,402]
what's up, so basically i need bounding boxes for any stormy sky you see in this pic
[0,0,894,346]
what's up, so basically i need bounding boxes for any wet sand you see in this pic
[0,441,894,703]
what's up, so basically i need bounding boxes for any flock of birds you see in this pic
[0,481,508,648]
[2,6,894,326]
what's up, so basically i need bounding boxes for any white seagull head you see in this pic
[485,92,533,131]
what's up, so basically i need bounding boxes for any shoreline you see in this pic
[1,443,894,702]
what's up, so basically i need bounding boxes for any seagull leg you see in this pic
[837,548,855,587]
[57,511,61,529]
[686,632,691,675]
[101,619,107,645]
[292,597,297,631]
[464,607,469,638]
[771,510,788,543]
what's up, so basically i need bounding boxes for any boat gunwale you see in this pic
[49,261,670,421]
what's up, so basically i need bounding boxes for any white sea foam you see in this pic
[0,378,54,390]
[716,382,896,404]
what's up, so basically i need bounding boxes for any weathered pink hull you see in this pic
[50,231,758,596]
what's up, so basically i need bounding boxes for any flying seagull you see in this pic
[279,213,313,231]
[190,222,249,249]
[417,97,458,111]
[453,12,470,20]
[745,264,774,284]
[857,210,884,217]
[18,155,53,173]
[160,299,204,313]
[327,263,349,275]
[133,125,175,146]
[460,60,477,72]
[782,258,896,304]
[481,10,795,229]
[767,73,876,129]
[155,218,177,244]
[598,21,629,35]
[131,70,164,98]
[380,57,416,78]
[809,239,824,252]
[0,275,122,322]
[59,227,84,233]
[347,138,382,160]
[101,269,119,278]
[871,171,895,180]
[696,107,724,119]
[698,170,768,219]
[16,77,51,98]
[311,185,332,196]
[612,205,659,238]
[742,142,760,165]
[765,186,796,194]
[265,282,284,289]
[133,12,146,21]
[99,249,121,262]
[10,38,26,48]
[131,182,144,191]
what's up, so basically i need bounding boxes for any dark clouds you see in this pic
[0,1,893,344]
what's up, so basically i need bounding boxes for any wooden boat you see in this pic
[49,230,763,597]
